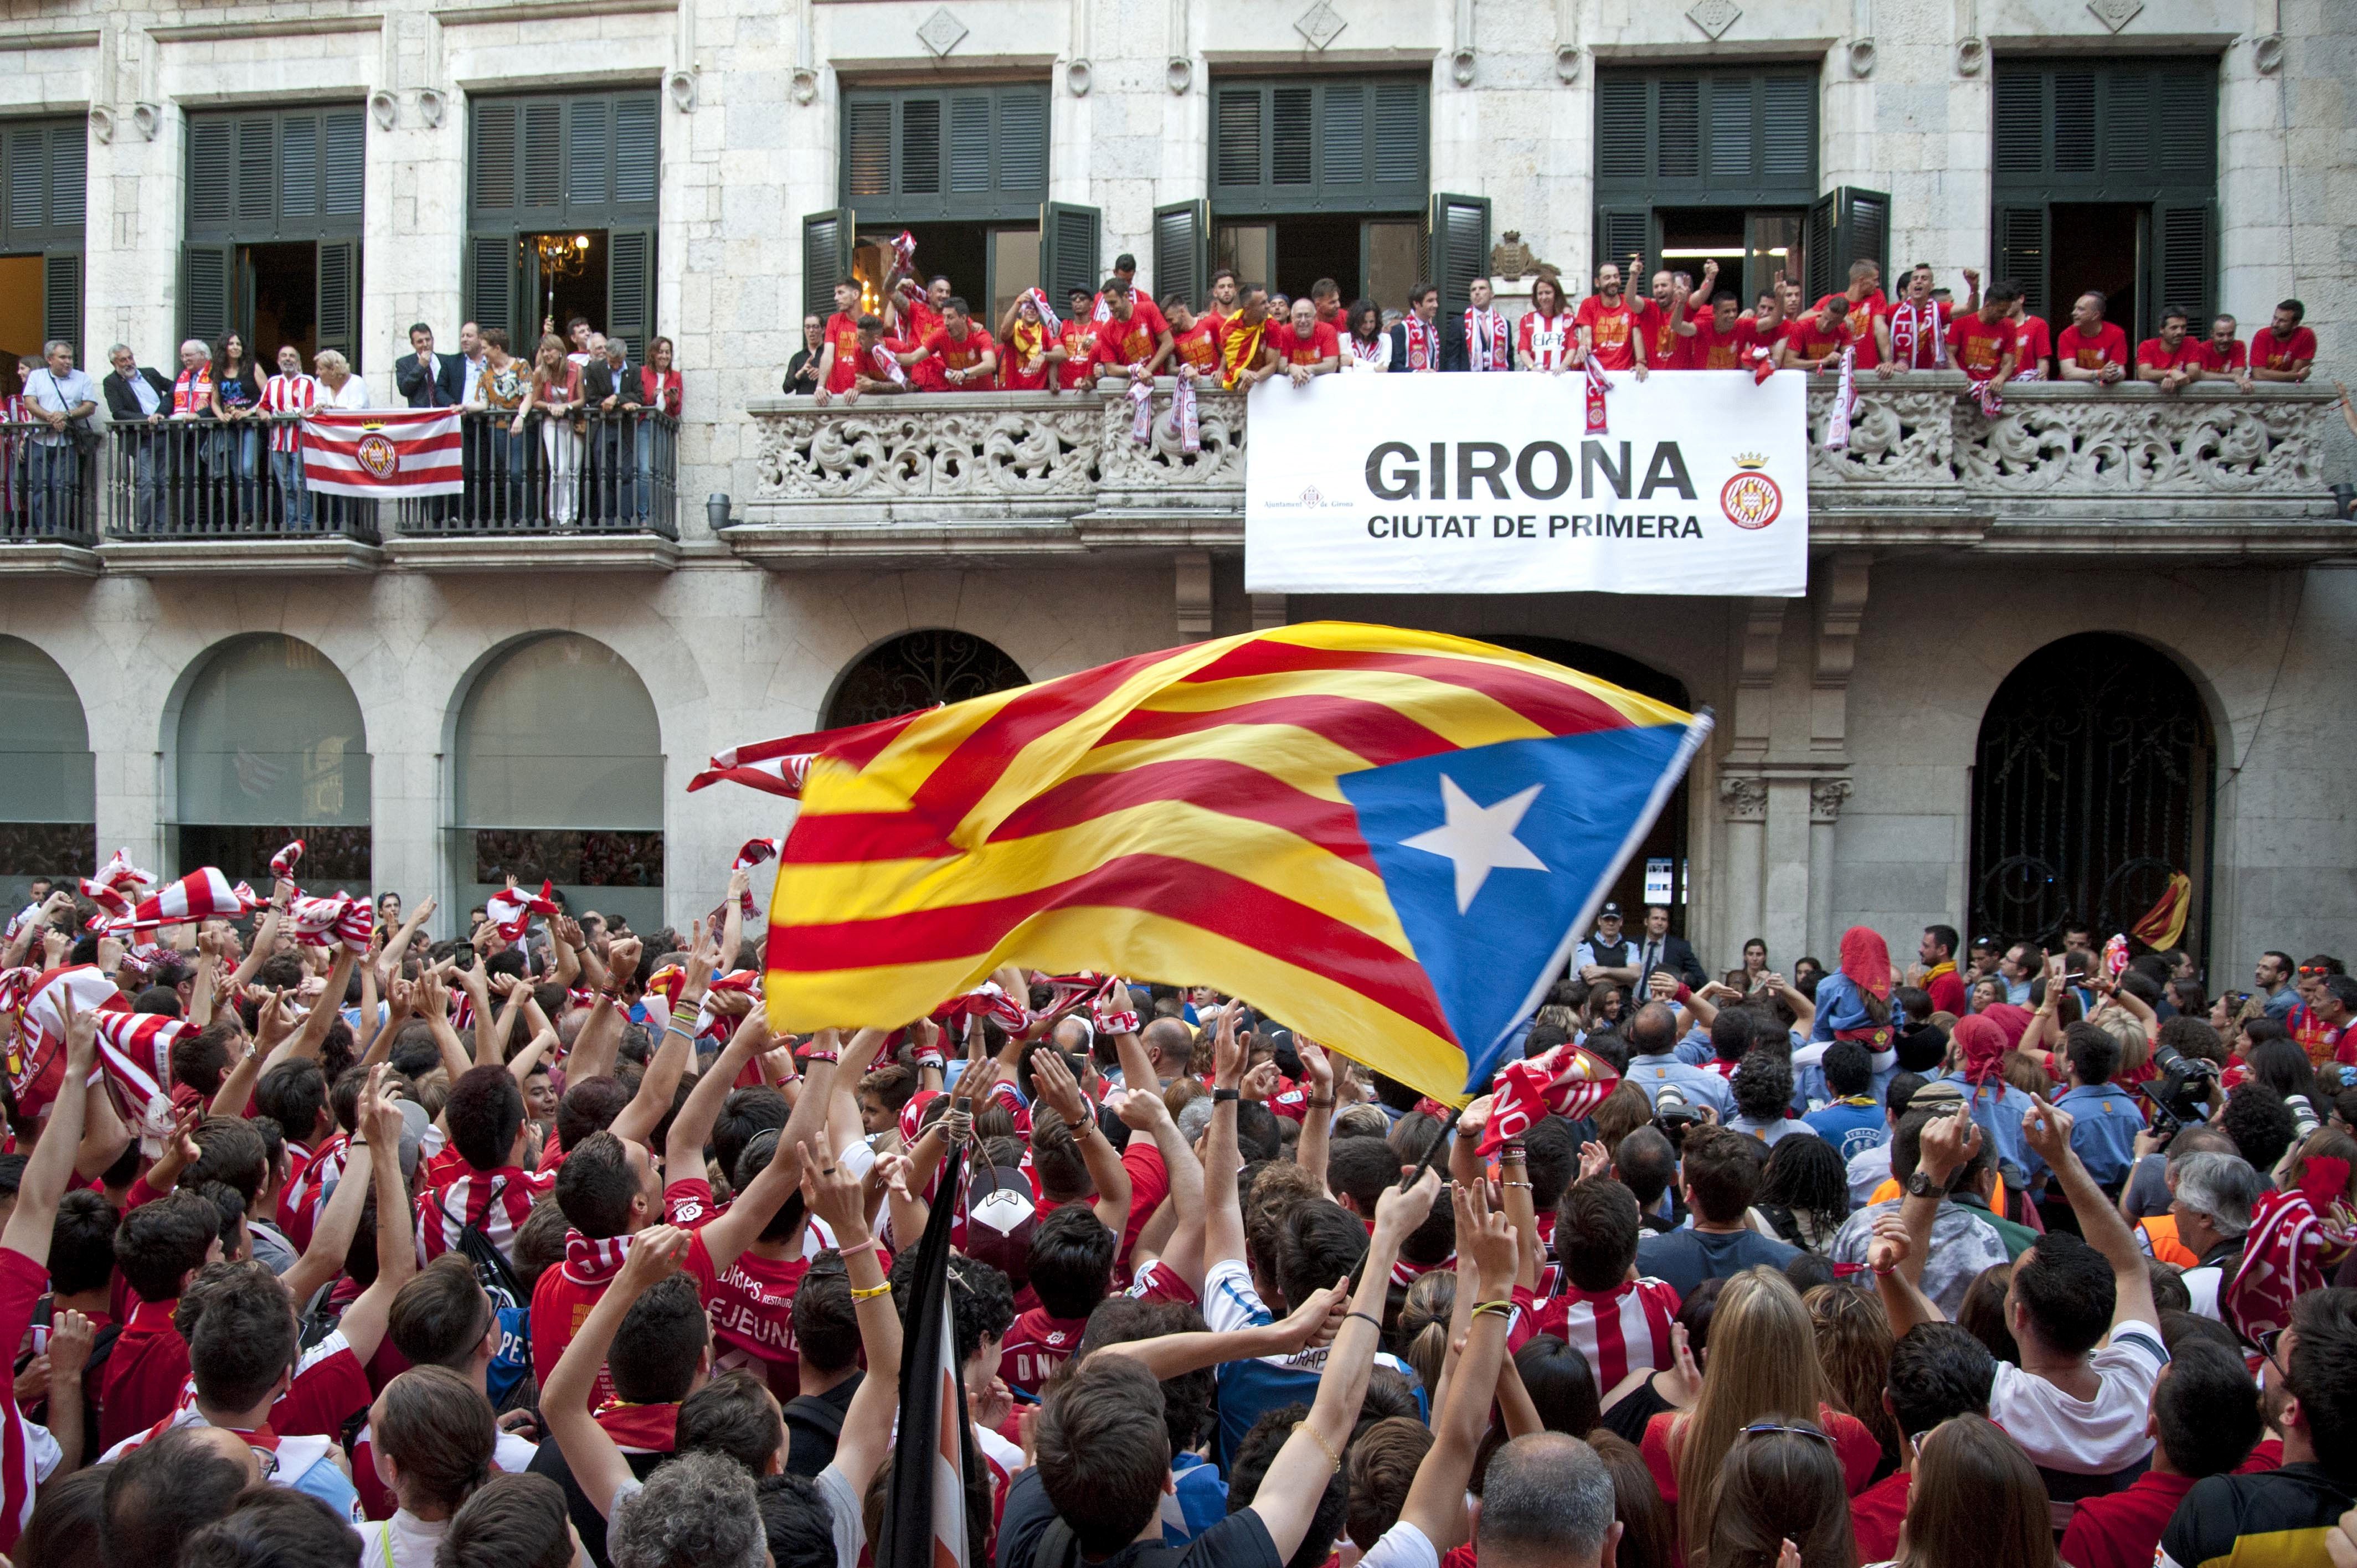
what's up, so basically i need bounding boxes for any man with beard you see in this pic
[1575,262,1650,379]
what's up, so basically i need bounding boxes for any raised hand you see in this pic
[2022,1094,2075,1169]
[619,1224,689,1291]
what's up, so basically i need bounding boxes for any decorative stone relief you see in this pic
[665,71,697,112]
[1956,37,1985,74]
[1721,775,1767,822]
[791,68,819,105]
[1952,398,2327,494]
[2085,0,2140,30]
[1810,778,1854,823]
[1807,389,1955,484]
[1097,390,1246,487]
[1847,37,1875,75]
[89,106,114,145]
[131,102,161,141]
[915,7,967,58]
[1685,0,1740,40]
[1555,45,1581,81]
[417,88,447,127]
[755,403,1102,501]
[369,90,398,130]
[2253,33,2283,73]
[1067,59,1092,95]
[1294,2,1346,50]
[1167,57,1192,93]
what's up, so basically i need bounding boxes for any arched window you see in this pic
[452,634,664,935]
[1970,633,2212,948]
[825,630,1028,730]
[174,635,371,885]
[0,637,96,904]
[1483,636,1693,938]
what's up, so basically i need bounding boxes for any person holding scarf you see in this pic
[1516,273,1577,374]
[1882,264,1949,376]
[1446,276,1516,372]
[1387,282,1443,373]
[995,291,1064,391]
[1219,287,1279,389]
[1342,298,1390,372]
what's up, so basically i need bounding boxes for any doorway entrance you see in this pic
[2048,203,2143,336]
[1653,207,1803,310]
[246,242,318,363]
[0,255,40,364]
[848,220,1038,330]
[523,231,610,344]
[1215,215,1421,308]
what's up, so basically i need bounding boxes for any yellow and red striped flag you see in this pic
[761,623,1707,1105]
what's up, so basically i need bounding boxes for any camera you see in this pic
[1653,1084,1701,1151]
[2140,1039,2220,1143]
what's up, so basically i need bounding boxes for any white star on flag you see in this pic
[1399,775,1549,913]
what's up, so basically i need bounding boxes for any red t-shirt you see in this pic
[1092,311,1165,372]
[1813,288,1888,320]
[99,1296,191,1451]
[2194,337,2247,373]
[1119,1139,1170,1262]
[1576,296,1643,370]
[2010,314,2052,376]
[2250,325,2316,372]
[2056,321,2129,371]
[2056,1469,2199,1568]
[1000,1307,1090,1400]
[0,1248,46,1553]
[1268,321,1340,368]
[1642,300,1686,370]
[922,326,996,387]
[708,1247,811,1400]
[270,1335,375,1437]
[2137,336,2202,372]
[1641,1404,1881,1504]
[1925,967,1968,1017]
[531,1232,719,1412]
[1783,313,1856,364]
[1058,321,1101,388]
[1810,293,1885,369]
[1170,318,1226,376]
[822,311,863,394]
[1948,313,2019,378]
[1000,317,1058,390]
[898,298,946,391]
[1849,1469,1912,1563]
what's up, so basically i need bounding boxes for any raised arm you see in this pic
[2021,1093,2157,1332]
[805,1156,902,1495]
[262,946,357,1075]
[1118,1086,1203,1288]
[1294,1039,1337,1192]
[1031,1048,1131,1234]
[327,1076,415,1363]
[611,922,718,1147]
[4,997,96,1258]
[546,1225,693,1518]
[1203,1005,1248,1270]
[1397,1183,1517,1550]
[281,1067,387,1305]
[1094,1282,1342,1379]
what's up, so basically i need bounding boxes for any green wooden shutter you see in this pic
[472,101,519,214]
[995,89,1048,200]
[1802,193,1835,303]
[1994,204,2050,317]
[43,252,82,354]
[182,243,235,347]
[1594,78,1649,185]
[1152,199,1207,312]
[1807,187,1890,302]
[1993,69,2044,180]
[324,109,366,220]
[1594,206,1652,283]
[188,106,364,240]
[613,95,659,209]
[607,226,655,354]
[838,85,1044,223]
[521,101,563,216]
[467,233,517,344]
[188,117,234,234]
[1370,81,1425,209]
[802,208,853,319]
[235,115,275,228]
[1214,86,1262,192]
[1657,79,1701,180]
[844,99,892,201]
[315,238,359,369]
[280,113,320,221]
[1208,78,1425,215]
[1596,69,1815,202]
[1428,192,1488,319]
[2150,199,2214,331]
[1039,202,1101,304]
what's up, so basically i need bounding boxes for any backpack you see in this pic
[442,1176,529,1312]
[780,1390,846,1450]
[1029,1516,1185,1568]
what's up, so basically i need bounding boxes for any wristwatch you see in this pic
[1903,1169,1948,1199]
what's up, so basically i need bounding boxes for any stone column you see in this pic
[1809,777,1851,956]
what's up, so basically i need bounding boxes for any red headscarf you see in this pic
[1980,1003,2035,1053]
[1952,1013,2010,1090]
[1838,927,1892,999]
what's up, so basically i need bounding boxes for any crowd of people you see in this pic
[0,849,2349,1568]
[0,316,685,536]
[777,252,2324,403]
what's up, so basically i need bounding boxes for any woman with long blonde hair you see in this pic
[1643,1268,1882,1554]
[1805,1283,1901,1473]
[518,332,580,525]
[1875,1416,2054,1568]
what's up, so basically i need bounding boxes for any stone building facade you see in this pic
[0,0,2351,981]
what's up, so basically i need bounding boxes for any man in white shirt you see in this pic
[258,345,320,529]
[19,341,97,537]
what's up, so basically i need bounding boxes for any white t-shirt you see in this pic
[359,1508,446,1568]
[1987,1322,2168,1474]
[1360,1519,1439,1568]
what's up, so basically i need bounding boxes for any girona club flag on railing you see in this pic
[300,408,463,498]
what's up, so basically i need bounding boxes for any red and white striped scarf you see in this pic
[483,879,558,941]
[1349,332,1388,367]
[1172,376,1200,454]
[1824,345,1859,451]
[1584,355,1612,435]
[1521,310,1572,372]
[106,869,258,932]
[1888,298,1945,369]
[563,1229,634,1286]
[286,893,373,953]
[867,341,908,388]
[258,375,319,453]
[1464,307,1508,372]
[1402,314,1434,371]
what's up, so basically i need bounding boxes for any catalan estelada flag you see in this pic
[762,623,1708,1105]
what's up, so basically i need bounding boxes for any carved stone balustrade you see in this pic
[725,379,2350,569]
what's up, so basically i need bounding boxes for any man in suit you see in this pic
[101,344,174,532]
[1631,903,1707,991]
[581,333,644,523]
[1386,282,1444,373]
[395,323,463,408]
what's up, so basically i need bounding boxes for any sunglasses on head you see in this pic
[2301,966,2333,977]
[1740,1421,1833,1444]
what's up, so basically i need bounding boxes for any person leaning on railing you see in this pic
[17,341,98,540]
[101,345,172,533]
[467,328,529,525]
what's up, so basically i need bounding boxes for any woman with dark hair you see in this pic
[1342,298,1390,372]
[1792,957,1827,1001]
[1701,1415,1859,1568]
[1589,1431,1679,1568]
[1727,937,1771,993]
[208,331,265,520]
[1516,272,1576,373]
[1870,1415,2055,1568]
[1511,1333,1602,1436]
[2244,1036,2322,1138]
[1591,983,1629,1029]
[1758,1134,1851,1251]
[1957,1262,2020,1365]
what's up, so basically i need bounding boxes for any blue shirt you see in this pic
[1162,1453,1230,1543]
[1943,1076,2037,1175]
[1624,1055,1734,1120]
[1804,1098,1890,1161]
[2034,1082,2145,1189]
[1634,1225,1800,1299]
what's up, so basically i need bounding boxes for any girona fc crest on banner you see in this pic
[356,432,400,478]
[1720,456,1782,530]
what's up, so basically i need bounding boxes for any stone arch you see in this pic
[823,629,1030,730]
[0,636,96,901]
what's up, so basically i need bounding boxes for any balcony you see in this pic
[76,410,677,575]
[0,422,102,575]
[729,378,2351,569]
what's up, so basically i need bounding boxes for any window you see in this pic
[451,633,663,936]
[172,634,371,886]
[0,637,94,905]
[1205,77,1428,308]
[466,91,660,356]
[1990,58,2216,339]
[1591,68,1863,312]
[826,631,1027,729]
[181,106,365,369]
[809,82,1050,328]
[1,121,86,360]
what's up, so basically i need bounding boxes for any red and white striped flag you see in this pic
[300,408,463,498]
[107,869,260,932]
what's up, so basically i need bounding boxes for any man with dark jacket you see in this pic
[102,344,175,531]
[394,323,463,408]
[581,334,645,522]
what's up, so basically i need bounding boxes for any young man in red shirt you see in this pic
[1000,1205,1115,1401]
[1308,278,1344,329]
[995,292,1063,391]
[1058,286,1100,390]
[1641,268,1702,371]
[2195,313,2250,386]
[2249,298,2315,382]
[1778,294,1857,371]
[1689,292,1750,369]
[2058,1340,2262,1568]
[898,296,999,390]
[812,278,865,403]
[2135,306,2204,393]
[1267,296,1341,386]
[101,1188,223,1451]
[1947,283,2021,386]
[1575,262,1649,379]
[1812,259,1886,371]
[2055,290,2129,385]
[1089,278,1174,380]
[1164,295,1227,379]
[1881,264,1947,375]
[889,274,951,391]
[1204,268,1240,323]
[2006,295,2052,380]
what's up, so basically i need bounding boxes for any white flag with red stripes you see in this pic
[300,408,464,498]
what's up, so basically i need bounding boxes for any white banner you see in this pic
[1244,370,1810,597]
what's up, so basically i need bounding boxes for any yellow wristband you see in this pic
[850,1280,893,1302]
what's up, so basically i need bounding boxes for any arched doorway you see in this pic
[173,635,372,886]
[1481,635,1694,938]
[0,638,96,905]
[825,630,1029,729]
[1969,633,2212,950]
[450,633,665,936]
